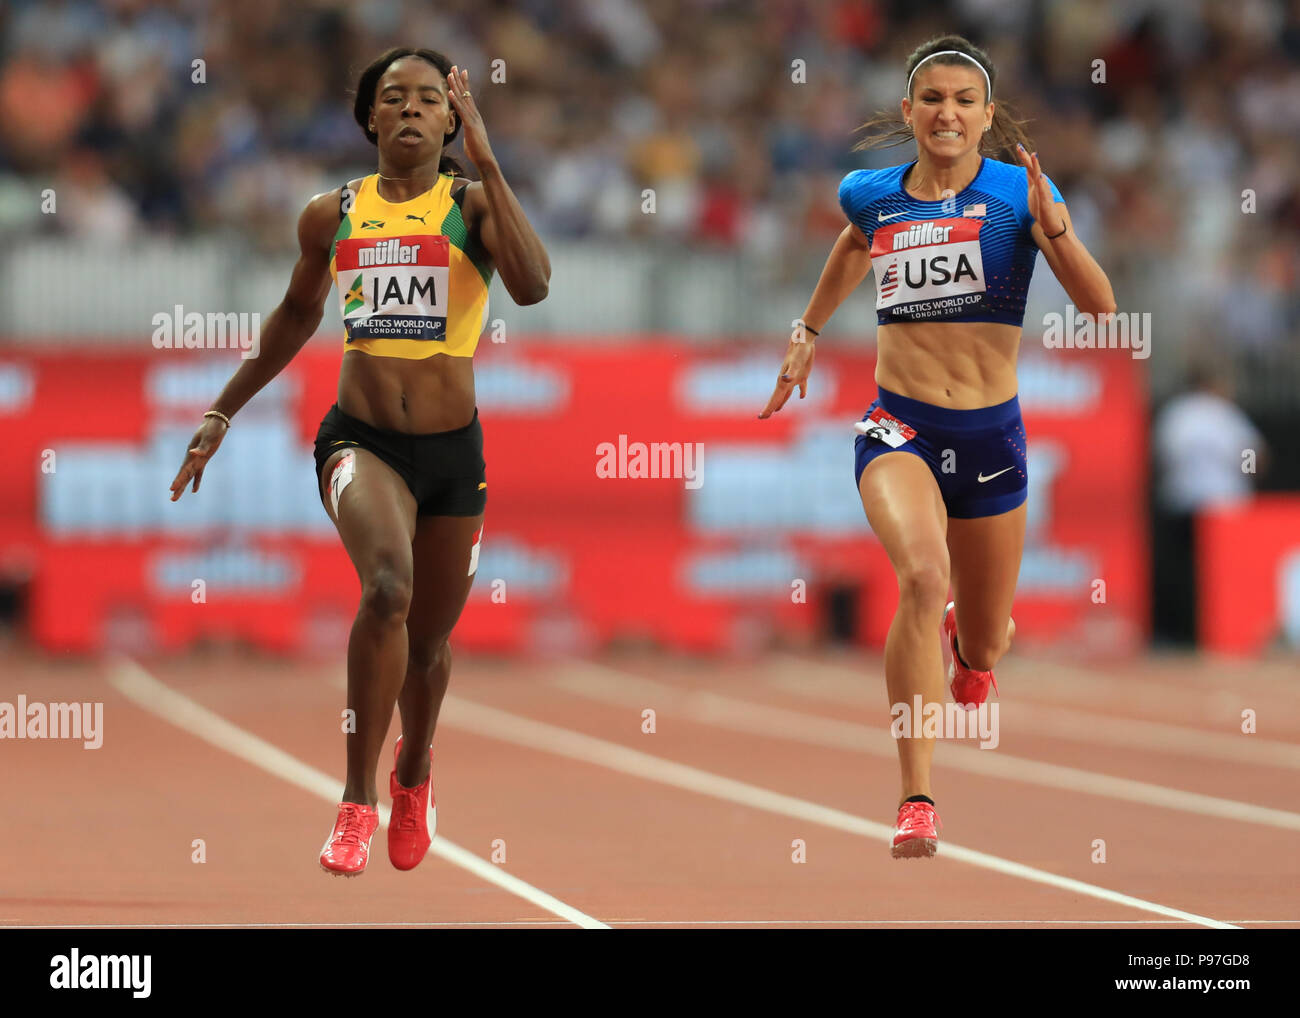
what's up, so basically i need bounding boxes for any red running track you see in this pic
[2,646,1298,928]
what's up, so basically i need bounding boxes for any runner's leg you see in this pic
[859,452,949,803]
[945,504,1027,671]
[320,446,417,806]
[395,513,484,786]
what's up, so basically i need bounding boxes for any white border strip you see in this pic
[105,657,609,930]
[7,919,1294,929]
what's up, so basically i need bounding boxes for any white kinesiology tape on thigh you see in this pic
[468,524,483,576]
[329,450,356,517]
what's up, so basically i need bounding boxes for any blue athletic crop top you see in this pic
[838,156,1064,327]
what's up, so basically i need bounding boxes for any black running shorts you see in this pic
[313,403,487,518]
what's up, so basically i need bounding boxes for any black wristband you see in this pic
[1044,223,1068,240]
[802,323,820,336]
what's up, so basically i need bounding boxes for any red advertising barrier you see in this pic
[0,340,1147,655]
[1198,496,1300,654]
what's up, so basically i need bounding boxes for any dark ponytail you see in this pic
[351,47,465,177]
[851,34,1034,161]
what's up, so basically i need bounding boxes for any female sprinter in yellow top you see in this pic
[170,48,549,875]
[760,35,1114,858]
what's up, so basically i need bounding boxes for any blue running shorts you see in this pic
[853,386,1027,519]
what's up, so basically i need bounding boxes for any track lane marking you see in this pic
[764,654,1300,769]
[426,672,1239,930]
[549,663,1300,832]
[106,656,609,930]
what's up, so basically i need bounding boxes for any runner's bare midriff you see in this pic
[875,319,1021,409]
[337,349,476,433]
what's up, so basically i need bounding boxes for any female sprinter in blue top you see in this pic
[170,48,549,875]
[759,35,1114,858]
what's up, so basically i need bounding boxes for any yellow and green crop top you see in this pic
[329,172,493,359]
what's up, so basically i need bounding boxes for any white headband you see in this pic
[905,50,991,101]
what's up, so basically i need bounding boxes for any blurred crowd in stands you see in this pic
[1,0,1298,359]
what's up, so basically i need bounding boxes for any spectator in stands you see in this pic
[1151,359,1270,647]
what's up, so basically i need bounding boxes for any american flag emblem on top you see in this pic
[879,262,899,300]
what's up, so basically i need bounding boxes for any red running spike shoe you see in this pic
[388,736,436,871]
[943,600,999,710]
[891,801,941,859]
[319,802,380,876]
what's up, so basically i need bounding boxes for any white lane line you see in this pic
[552,664,1300,832]
[1008,654,1300,701]
[435,687,1238,930]
[764,655,1300,769]
[770,651,1290,725]
[105,656,609,931]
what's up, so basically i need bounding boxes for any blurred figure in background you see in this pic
[1151,359,1270,647]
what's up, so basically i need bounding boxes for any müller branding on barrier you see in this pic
[8,343,1147,654]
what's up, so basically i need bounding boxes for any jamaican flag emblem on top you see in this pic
[344,275,366,315]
